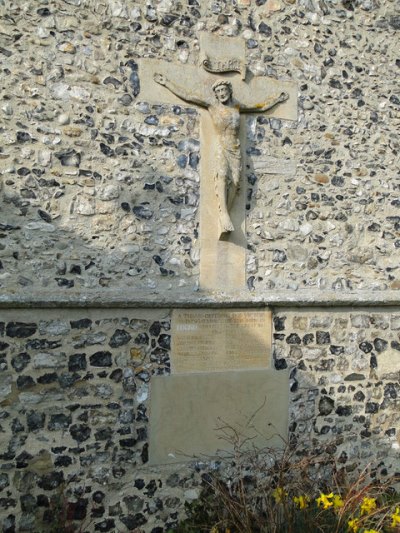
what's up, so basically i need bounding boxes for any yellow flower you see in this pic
[391,507,400,528]
[347,518,359,532]
[360,497,377,516]
[293,495,310,509]
[316,492,334,509]
[363,530,380,533]
[272,487,287,503]
[332,494,344,509]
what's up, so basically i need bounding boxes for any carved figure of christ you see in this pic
[154,73,289,236]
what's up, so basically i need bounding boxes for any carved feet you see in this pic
[220,212,235,234]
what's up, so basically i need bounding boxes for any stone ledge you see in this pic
[1,289,400,308]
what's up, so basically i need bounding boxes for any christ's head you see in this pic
[212,80,232,104]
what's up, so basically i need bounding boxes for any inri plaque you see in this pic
[171,308,272,373]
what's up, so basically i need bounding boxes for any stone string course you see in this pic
[0,307,400,531]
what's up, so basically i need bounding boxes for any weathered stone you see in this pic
[109,329,131,348]
[6,323,37,338]
[89,351,112,367]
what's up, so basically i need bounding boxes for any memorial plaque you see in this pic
[149,368,289,465]
[171,308,272,373]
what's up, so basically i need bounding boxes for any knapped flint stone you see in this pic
[126,60,140,97]
[11,419,24,433]
[68,353,86,372]
[303,333,314,345]
[58,372,79,388]
[366,402,379,414]
[100,143,114,156]
[37,7,50,15]
[158,334,170,350]
[109,329,132,348]
[135,333,149,345]
[0,498,17,510]
[36,495,49,507]
[286,333,301,344]
[48,413,72,430]
[95,428,113,441]
[0,341,9,351]
[20,494,36,513]
[70,424,91,442]
[391,340,400,351]
[6,322,37,338]
[273,250,287,263]
[119,94,132,106]
[103,76,122,88]
[27,411,45,431]
[389,15,400,30]
[37,372,57,384]
[55,455,72,467]
[26,339,62,350]
[16,375,35,390]
[353,391,365,401]
[161,13,178,26]
[145,115,159,126]
[384,383,397,399]
[149,322,162,336]
[56,278,75,288]
[71,498,88,520]
[55,149,81,167]
[0,473,9,490]
[2,515,15,533]
[359,341,373,353]
[38,209,52,223]
[275,358,287,370]
[90,351,112,367]
[38,472,64,490]
[319,396,335,415]
[273,316,286,332]
[336,405,352,416]
[316,331,331,344]
[258,22,272,36]
[121,514,147,529]
[344,373,366,381]
[120,437,137,448]
[11,352,31,372]
[95,519,115,532]
[16,131,32,143]
[70,318,92,329]
[133,205,153,220]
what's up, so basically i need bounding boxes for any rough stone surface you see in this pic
[0,0,398,297]
[0,308,399,530]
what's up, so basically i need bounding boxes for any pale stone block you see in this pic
[171,308,272,373]
[149,369,289,464]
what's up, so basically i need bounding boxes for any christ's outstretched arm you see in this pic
[240,91,289,114]
[154,73,211,109]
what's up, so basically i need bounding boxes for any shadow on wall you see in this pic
[0,128,200,293]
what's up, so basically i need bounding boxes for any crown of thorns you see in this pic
[212,79,232,92]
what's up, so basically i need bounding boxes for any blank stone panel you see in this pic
[149,368,289,465]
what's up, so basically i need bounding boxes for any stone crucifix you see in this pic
[153,74,289,235]
[137,34,297,291]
